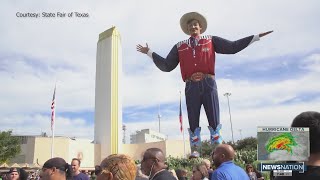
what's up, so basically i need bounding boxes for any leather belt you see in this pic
[185,72,215,82]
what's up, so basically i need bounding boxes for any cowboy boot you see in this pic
[188,127,201,154]
[208,124,223,144]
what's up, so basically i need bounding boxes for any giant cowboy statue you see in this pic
[136,12,272,154]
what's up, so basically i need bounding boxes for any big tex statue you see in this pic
[137,12,272,153]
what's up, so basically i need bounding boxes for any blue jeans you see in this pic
[185,76,220,132]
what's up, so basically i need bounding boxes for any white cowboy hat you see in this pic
[180,12,207,35]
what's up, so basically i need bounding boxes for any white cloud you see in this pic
[0,57,95,115]
[2,114,93,139]
[301,53,320,72]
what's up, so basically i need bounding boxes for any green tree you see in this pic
[225,141,236,150]
[166,156,204,177]
[0,131,21,163]
[235,137,257,151]
[200,140,216,158]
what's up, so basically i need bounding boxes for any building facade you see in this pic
[130,129,166,144]
[11,135,190,169]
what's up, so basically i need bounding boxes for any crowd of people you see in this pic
[0,111,319,180]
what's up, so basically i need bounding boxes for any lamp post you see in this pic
[158,104,161,133]
[224,92,235,144]
[239,129,242,140]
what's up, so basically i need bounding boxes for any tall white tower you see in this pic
[94,27,122,163]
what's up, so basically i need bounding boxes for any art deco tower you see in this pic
[94,27,122,163]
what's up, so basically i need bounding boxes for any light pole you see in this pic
[122,124,126,144]
[239,129,242,140]
[158,104,161,133]
[224,92,235,144]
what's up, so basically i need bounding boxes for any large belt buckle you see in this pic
[191,72,204,82]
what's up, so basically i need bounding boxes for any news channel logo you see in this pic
[259,162,306,176]
[260,162,305,173]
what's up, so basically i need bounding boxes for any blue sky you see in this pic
[0,0,319,143]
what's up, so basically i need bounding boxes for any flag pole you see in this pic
[180,91,186,158]
[51,122,55,158]
[51,83,56,158]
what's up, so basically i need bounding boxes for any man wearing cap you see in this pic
[137,12,272,153]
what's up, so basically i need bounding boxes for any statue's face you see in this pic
[187,19,202,36]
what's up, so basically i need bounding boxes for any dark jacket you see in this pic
[150,170,177,180]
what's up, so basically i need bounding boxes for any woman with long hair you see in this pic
[191,164,209,180]
[245,164,264,180]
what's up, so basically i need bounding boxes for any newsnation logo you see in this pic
[260,162,305,173]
